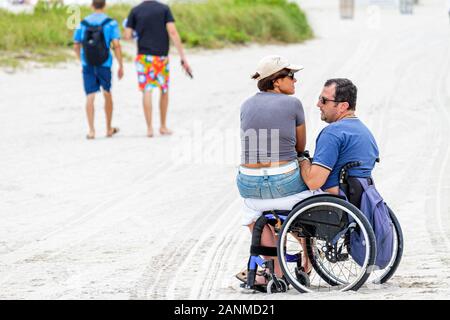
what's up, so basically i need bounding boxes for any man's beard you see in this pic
[321,113,333,124]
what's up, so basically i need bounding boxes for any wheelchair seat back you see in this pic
[345,176,374,208]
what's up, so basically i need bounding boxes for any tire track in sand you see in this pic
[0,160,181,286]
[128,87,242,299]
[129,191,239,299]
[425,40,450,264]
[165,198,242,299]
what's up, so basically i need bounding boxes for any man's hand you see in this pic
[74,43,81,62]
[297,155,310,164]
[298,150,312,162]
[118,66,124,80]
[181,59,193,79]
[167,22,192,78]
[124,28,134,41]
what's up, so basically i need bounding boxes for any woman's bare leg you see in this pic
[248,223,283,281]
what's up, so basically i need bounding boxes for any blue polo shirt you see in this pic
[73,13,120,68]
[312,117,379,190]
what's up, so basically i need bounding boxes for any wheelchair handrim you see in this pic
[279,201,373,293]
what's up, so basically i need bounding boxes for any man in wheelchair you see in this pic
[238,78,399,293]
[299,78,379,199]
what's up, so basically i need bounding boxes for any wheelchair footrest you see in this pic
[239,282,268,293]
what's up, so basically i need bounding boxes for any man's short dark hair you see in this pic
[252,68,291,92]
[92,0,106,9]
[324,78,357,110]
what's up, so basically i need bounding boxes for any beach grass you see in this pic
[0,0,313,68]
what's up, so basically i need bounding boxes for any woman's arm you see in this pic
[295,124,306,153]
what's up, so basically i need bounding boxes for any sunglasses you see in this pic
[271,71,296,83]
[319,95,344,105]
[285,71,295,80]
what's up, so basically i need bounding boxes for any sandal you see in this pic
[240,282,268,293]
[235,269,265,283]
[106,127,119,138]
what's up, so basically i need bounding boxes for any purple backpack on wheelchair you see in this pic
[349,177,394,269]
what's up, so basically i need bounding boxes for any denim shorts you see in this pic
[236,165,308,199]
[82,65,112,95]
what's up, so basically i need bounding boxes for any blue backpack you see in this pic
[349,178,394,269]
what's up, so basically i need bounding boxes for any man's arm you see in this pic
[111,39,124,80]
[166,22,191,73]
[124,11,135,41]
[123,27,133,41]
[299,159,331,191]
[74,43,81,61]
[301,130,340,192]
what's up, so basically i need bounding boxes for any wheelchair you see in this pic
[241,160,404,294]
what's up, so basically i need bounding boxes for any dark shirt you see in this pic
[126,0,175,56]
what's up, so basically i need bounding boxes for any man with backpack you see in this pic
[124,0,192,137]
[73,0,123,140]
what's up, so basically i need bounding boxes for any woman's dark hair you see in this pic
[324,78,357,110]
[252,68,291,92]
[92,0,106,9]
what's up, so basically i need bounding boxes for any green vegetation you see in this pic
[0,0,313,68]
[173,0,313,48]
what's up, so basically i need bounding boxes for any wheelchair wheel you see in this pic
[278,195,376,293]
[267,279,288,294]
[368,206,403,284]
[295,268,311,287]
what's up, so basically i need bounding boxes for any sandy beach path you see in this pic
[0,0,449,299]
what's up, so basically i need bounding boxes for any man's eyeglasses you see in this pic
[319,96,344,105]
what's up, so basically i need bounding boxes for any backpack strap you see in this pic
[81,18,112,28]
[101,18,113,27]
[80,19,91,28]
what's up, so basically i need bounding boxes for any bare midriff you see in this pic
[241,160,291,169]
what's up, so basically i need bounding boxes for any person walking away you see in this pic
[124,0,192,137]
[73,0,123,140]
